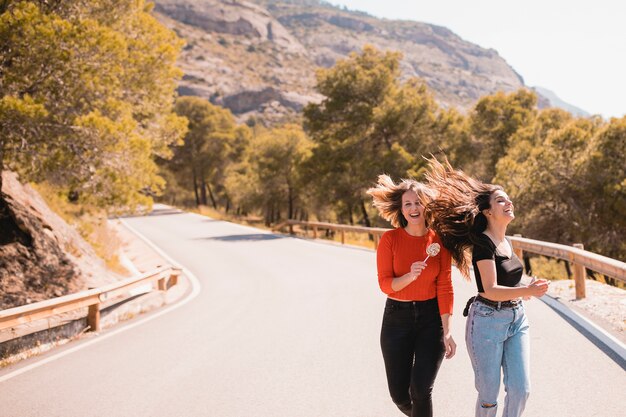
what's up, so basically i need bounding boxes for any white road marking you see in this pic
[0,217,202,383]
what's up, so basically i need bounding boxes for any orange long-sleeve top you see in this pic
[377,228,454,315]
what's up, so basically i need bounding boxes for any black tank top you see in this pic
[471,234,523,293]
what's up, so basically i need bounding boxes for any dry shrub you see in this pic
[31,183,125,274]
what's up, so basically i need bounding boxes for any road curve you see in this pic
[0,207,624,417]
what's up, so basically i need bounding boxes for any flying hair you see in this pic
[423,157,503,279]
[367,174,435,228]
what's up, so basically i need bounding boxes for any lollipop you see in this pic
[424,243,441,262]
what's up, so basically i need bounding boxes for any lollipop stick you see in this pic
[423,255,430,263]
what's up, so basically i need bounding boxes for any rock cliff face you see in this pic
[155,0,305,53]
[272,3,525,106]
[0,172,115,309]
[154,0,526,123]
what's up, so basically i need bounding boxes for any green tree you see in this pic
[303,45,453,225]
[468,89,537,181]
[0,0,187,209]
[585,116,626,259]
[495,111,625,260]
[225,124,313,225]
[166,96,248,208]
[494,108,575,200]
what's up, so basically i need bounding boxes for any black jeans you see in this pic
[380,298,445,417]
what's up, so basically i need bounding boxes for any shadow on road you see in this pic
[195,233,286,242]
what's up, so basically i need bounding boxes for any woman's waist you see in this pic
[387,286,438,301]
[384,297,441,318]
[386,296,438,306]
[475,294,522,308]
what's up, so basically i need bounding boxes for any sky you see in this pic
[330,0,625,119]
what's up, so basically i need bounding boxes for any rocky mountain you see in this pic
[153,0,526,122]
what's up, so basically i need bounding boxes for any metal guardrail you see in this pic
[275,220,626,299]
[0,265,181,334]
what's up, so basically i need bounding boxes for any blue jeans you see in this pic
[465,299,531,417]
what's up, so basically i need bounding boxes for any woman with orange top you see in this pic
[367,175,456,417]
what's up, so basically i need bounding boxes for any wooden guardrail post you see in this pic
[572,243,587,299]
[374,233,380,250]
[340,229,345,244]
[87,303,101,332]
[313,226,318,239]
[157,275,167,291]
[169,268,181,288]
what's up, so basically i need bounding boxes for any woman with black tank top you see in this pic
[423,158,549,417]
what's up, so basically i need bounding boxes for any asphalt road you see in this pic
[0,206,624,417]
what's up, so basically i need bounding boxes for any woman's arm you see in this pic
[377,233,426,294]
[436,247,455,358]
[476,259,549,301]
[435,247,454,314]
[392,261,427,292]
[440,313,456,358]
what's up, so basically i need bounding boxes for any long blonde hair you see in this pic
[367,174,436,228]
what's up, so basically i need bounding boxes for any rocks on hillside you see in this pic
[217,86,318,113]
[154,0,305,54]
[273,5,525,106]
[154,0,528,123]
[0,172,116,310]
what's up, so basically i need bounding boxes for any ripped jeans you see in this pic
[465,299,530,417]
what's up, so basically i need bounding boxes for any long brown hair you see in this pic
[424,158,503,279]
[367,174,436,228]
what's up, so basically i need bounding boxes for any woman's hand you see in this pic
[392,260,428,292]
[527,278,549,298]
[443,334,456,359]
[409,261,427,281]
